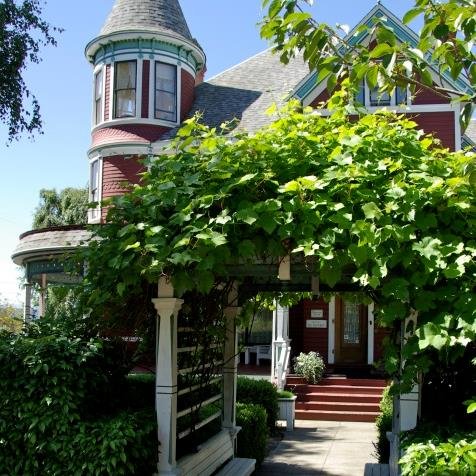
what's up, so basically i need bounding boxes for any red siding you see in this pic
[104,65,111,121]
[181,69,195,121]
[302,298,329,363]
[310,89,330,107]
[102,155,145,200]
[409,111,456,151]
[142,60,150,118]
[92,124,170,148]
[413,86,450,105]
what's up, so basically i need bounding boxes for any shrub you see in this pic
[236,403,268,466]
[277,390,294,398]
[294,351,325,384]
[374,385,393,463]
[400,431,476,476]
[0,332,157,475]
[237,377,278,430]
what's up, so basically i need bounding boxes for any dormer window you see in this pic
[155,62,177,122]
[114,61,137,118]
[94,69,103,125]
[356,81,409,108]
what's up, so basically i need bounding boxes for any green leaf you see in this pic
[403,7,423,25]
[362,202,383,220]
[369,43,394,58]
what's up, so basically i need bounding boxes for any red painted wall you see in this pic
[409,111,456,151]
[102,155,145,200]
[142,60,150,118]
[91,124,170,148]
[413,86,450,105]
[181,69,195,121]
[104,65,111,121]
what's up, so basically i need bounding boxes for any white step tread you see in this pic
[215,457,256,476]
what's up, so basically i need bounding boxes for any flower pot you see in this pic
[278,396,297,431]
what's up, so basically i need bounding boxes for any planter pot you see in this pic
[278,396,297,431]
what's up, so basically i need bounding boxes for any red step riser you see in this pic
[296,402,380,413]
[286,377,387,387]
[291,385,384,395]
[296,411,378,423]
[297,393,382,404]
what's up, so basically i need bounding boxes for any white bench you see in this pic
[256,345,271,365]
[215,457,256,476]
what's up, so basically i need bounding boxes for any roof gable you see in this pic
[292,3,472,103]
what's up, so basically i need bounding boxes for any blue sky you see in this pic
[0,0,414,304]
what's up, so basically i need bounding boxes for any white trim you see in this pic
[367,303,374,365]
[327,296,336,364]
[148,57,155,120]
[176,64,182,123]
[136,59,143,119]
[88,155,103,224]
[454,107,462,151]
[91,116,178,131]
[108,64,114,122]
[314,103,459,115]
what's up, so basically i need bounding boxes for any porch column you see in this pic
[38,273,47,317]
[23,283,32,323]
[274,303,290,390]
[152,278,183,475]
[223,283,240,432]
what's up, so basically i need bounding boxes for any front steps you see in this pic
[286,375,387,422]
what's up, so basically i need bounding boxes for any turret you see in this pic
[84,0,206,222]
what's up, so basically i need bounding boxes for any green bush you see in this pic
[400,431,476,476]
[236,403,268,466]
[237,377,278,430]
[277,390,294,399]
[374,385,393,463]
[0,332,157,475]
[294,351,325,384]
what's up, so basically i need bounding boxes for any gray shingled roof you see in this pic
[100,0,193,41]
[465,120,476,144]
[161,49,309,139]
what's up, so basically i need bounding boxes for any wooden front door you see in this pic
[335,298,367,364]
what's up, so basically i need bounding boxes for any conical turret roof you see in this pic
[100,0,193,41]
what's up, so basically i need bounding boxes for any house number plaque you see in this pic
[310,309,324,318]
[306,319,327,329]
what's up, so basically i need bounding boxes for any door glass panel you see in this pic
[343,301,360,344]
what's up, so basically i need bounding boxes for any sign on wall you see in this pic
[310,309,324,318]
[306,319,327,329]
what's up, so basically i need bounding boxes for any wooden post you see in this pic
[152,277,183,475]
[223,283,240,434]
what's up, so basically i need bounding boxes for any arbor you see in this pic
[261,0,475,127]
[32,187,89,229]
[0,0,61,141]
[82,101,475,393]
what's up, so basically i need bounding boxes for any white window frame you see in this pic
[154,61,178,123]
[93,67,104,125]
[357,81,411,108]
[113,60,138,119]
[88,156,103,224]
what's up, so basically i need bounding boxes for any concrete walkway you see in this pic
[256,420,378,476]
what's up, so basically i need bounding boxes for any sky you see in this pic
[0,0,415,305]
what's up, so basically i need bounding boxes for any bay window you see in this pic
[114,61,137,118]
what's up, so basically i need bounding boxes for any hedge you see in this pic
[237,377,278,430]
[236,403,268,466]
[374,385,393,463]
[0,332,157,475]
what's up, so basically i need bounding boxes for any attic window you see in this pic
[155,62,177,122]
[355,81,409,108]
[114,61,137,118]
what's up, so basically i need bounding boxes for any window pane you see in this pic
[396,86,408,105]
[343,301,360,344]
[115,61,136,89]
[355,81,365,105]
[156,63,176,92]
[95,70,103,101]
[156,91,175,112]
[115,90,136,117]
[370,87,390,106]
[155,63,176,121]
[90,161,99,190]
[95,99,102,125]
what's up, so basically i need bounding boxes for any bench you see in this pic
[256,345,271,365]
[215,457,256,476]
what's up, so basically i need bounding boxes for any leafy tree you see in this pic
[260,0,475,127]
[81,99,475,392]
[0,0,61,141]
[32,187,89,229]
[0,295,22,333]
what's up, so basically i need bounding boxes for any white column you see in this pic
[275,303,290,390]
[223,305,240,431]
[327,297,336,364]
[38,273,47,318]
[152,278,183,476]
[367,303,375,365]
[23,283,32,323]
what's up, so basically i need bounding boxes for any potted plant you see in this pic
[277,390,297,431]
[294,351,325,384]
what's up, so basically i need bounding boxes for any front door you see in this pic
[335,298,367,364]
